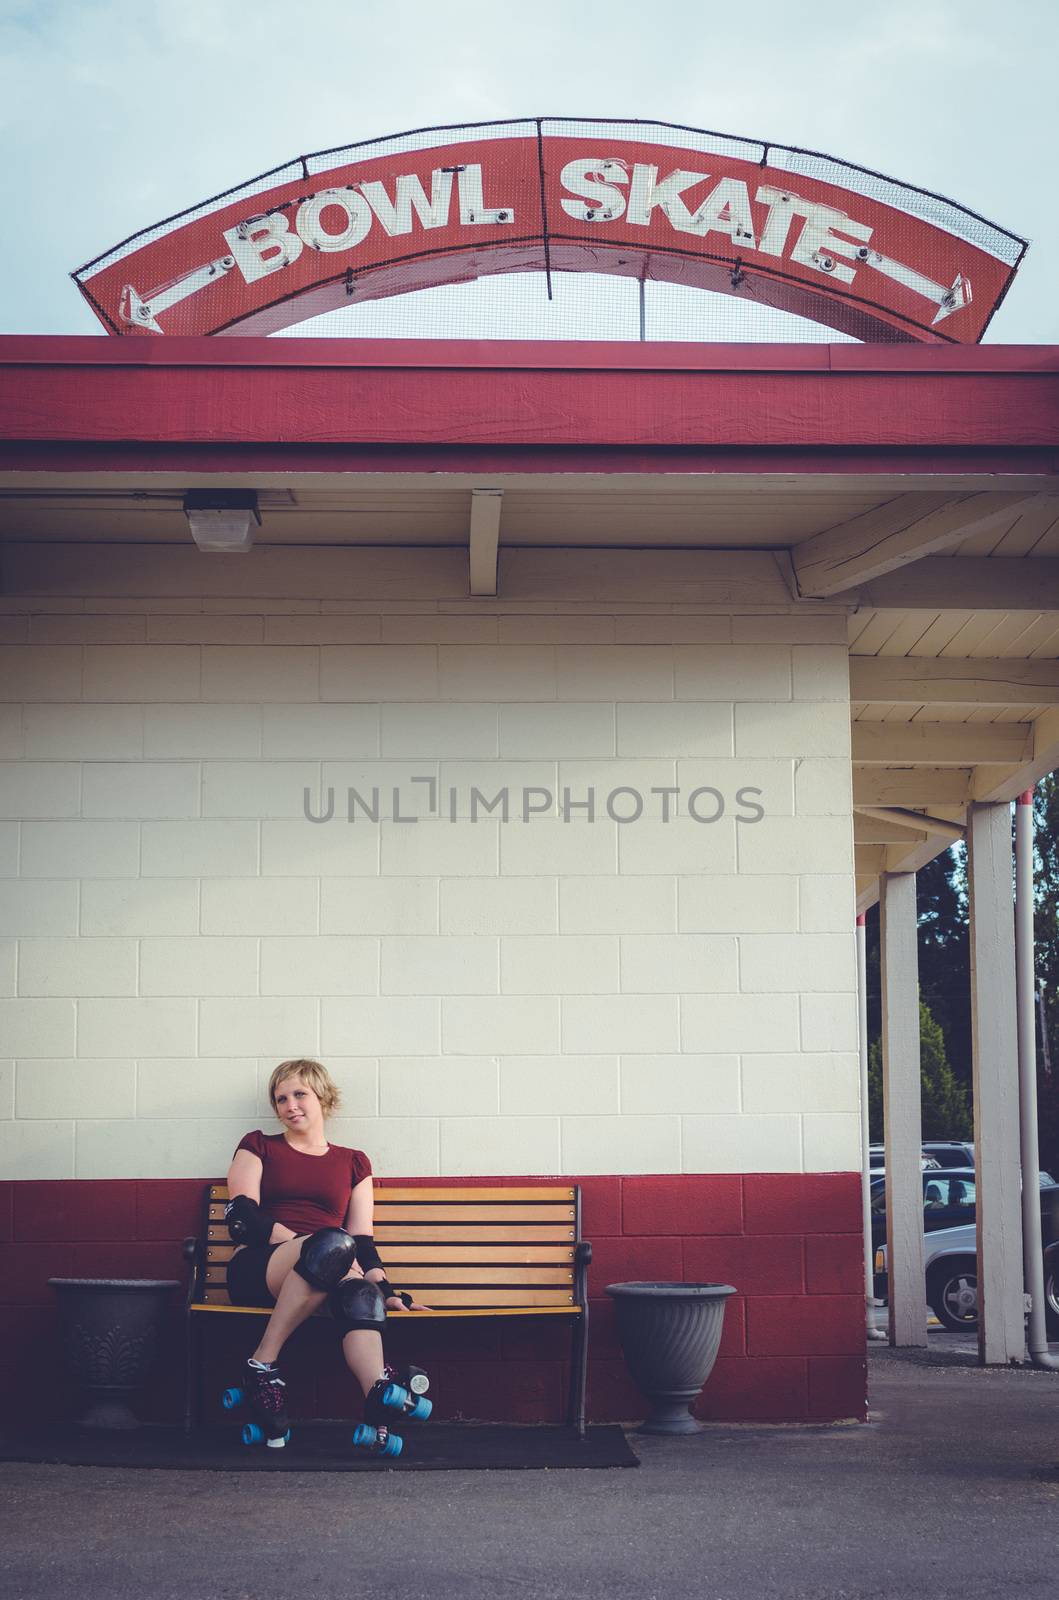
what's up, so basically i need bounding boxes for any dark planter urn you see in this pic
[606,1281,736,1435]
[49,1279,180,1430]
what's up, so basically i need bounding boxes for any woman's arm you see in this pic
[343,1175,429,1311]
[225,1149,299,1246]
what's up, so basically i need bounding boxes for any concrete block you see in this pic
[18,939,138,998]
[82,879,199,936]
[78,998,196,1058]
[140,937,258,996]
[321,646,438,702]
[83,763,200,819]
[803,1112,862,1171]
[501,814,618,876]
[499,1054,620,1115]
[440,1116,561,1176]
[735,702,851,759]
[201,646,319,702]
[441,877,557,935]
[795,759,854,816]
[383,617,497,644]
[265,616,381,644]
[556,758,677,814]
[319,762,439,818]
[675,645,791,701]
[620,934,737,993]
[620,1053,740,1114]
[260,936,378,996]
[321,878,437,935]
[0,1120,74,1178]
[0,1059,12,1117]
[0,822,15,876]
[32,615,145,644]
[679,875,798,933]
[560,875,676,934]
[148,615,265,644]
[0,646,81,702]
[0,939,13,995]
[380,1056,499,1117]
[142,820,258,877]
[0,764,80,819]
[560,1114,681,1174]
[381,704,499,758]
[741,1053,861,1114]
[203,762,318,819]
[442,996,561,1055]
[732,615,849,644]
[681,993,800,1053]
[562,994,679,1055]
[438,761,557,817]
[261,819,378,876]
[73,1118,250,1180]
[23,705,143,760]
[323,997,439,1056]
[439,646,557,701]
[15,1057,135,1118]
[201,877,317,936]
[84,646,200,702]
[675,757,794,816]
[199,997,318,1057]
[499,616,614,644]
[555,646,674,701]
[381,820,497,877]
[800,875,856,933]
[139,1057,258,1118]
[739,933,858,993]
[737,816,853,875]
[144,705,262,758]
[613,617,732,644]
[262,704,379,758]
[0,881,78,937]
[501,935,617,995]
[683,1113,802,1173]
[800,993,860,1052]
[618,818,736,876]
[382,936,499,996]
[21,821,139,878]
[499,704,615,758]
[0,705,21,758]
[792,645,852,701]
[331,1116,440,1178]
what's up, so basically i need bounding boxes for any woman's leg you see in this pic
[341,1329,387,1397]
[250,1238,326,1364]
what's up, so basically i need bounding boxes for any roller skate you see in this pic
[352,1369,432,1457]
[221,1358,291,1449]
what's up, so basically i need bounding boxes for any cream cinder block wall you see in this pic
[0,594,858,1181]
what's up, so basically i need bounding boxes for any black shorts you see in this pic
[227,1244,281,1307]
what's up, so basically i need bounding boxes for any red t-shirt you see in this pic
[235,1130,372,1237]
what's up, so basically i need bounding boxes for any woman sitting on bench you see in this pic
[225,1056,429,1451]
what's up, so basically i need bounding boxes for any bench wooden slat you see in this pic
[376,1186,576,1202]
[202,1285,575,1307]
[208,1202,575,1225]
[192,1301,582,1319]
[205,1263,574,1287]
[375,1224,576,1242]
[207,1242,575,1265]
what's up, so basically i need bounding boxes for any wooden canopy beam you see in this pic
[468,488,503,597]
[858,555,1059,610]
[851,723,1033,766]
[850,656,1059,705]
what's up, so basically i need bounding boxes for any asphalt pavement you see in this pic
[3,1334,1058,1600]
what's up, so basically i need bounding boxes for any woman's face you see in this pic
[273,1076,324,1134]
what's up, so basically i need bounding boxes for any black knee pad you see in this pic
[293,1227,356,1290]
[329,1278,387,1335]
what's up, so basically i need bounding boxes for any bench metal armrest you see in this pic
[182,1235,203,1314]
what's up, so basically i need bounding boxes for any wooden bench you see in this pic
[183,1182,592,1436]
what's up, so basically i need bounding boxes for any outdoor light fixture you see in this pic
[183,489,260,553]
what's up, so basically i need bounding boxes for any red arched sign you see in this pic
[73,119,1026,344]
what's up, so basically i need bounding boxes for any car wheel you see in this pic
[928,1258,978,1332]
[1045,1265,1059,1340]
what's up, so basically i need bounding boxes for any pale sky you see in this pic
[2,0,1056,343]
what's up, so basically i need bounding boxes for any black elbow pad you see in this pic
[353,1234,384,1276]
[224,1195,275,1248]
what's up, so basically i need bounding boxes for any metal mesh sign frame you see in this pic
[72,117,1027,343]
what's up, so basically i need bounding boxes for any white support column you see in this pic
[880,871,926,1346]
[858,913,885,1339]
[967,800,1026,1365]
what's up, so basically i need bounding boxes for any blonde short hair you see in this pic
[267,1058,341,1118]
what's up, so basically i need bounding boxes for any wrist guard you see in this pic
[377,1278,413,1309]
[353,1233,384,1276]
[224,1194,276,1248]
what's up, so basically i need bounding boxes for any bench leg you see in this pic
[184,1313,200,1435]
[568,1306,589,1439]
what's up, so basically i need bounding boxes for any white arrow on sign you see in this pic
[857,248,972,325]
[118,254,237,334]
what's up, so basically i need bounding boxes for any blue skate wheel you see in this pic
[222,1387,243,1410]
[382,1381,410,1411]
[352,1423,375,1448]
[381,1432,403,1458]
[409,1395,432,1422]
[242,1422,264,1446]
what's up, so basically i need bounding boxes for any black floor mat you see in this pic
[0,1421,638,1472]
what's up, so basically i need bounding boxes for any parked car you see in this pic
[869,1169,978,1250]
[921,1140,976,1169]
[874,1185,1059,1333]
[869,1145,941,1172]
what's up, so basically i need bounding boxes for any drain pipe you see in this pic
[858,912,886,1340]
[1015,788,1059,1370]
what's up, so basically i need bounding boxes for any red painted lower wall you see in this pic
[0,1172,866,1427]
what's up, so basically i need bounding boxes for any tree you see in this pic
[866,999,971,1143]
